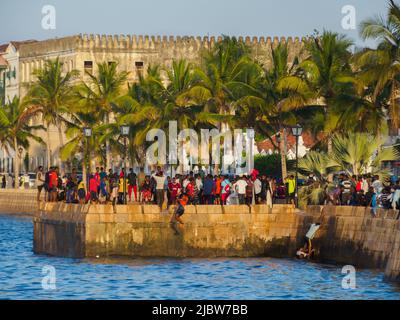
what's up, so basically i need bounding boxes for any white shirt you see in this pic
[234,179,248,194]
[306,224,320,239]
[254,179,262,194]
[361,179,369,193]
[183,179,190,189]
[196,179,203,191]
[372,180,383,194]
[392,189,400,209]
[152,174,166,190]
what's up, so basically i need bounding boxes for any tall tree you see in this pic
[358,0,400,133]
[76,61,128,170]
[177,37,256,173]
[236,43,312,180]
[27,57,79,171]
[299,31,354,152]
[0,97,43,189]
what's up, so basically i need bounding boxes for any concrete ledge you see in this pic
[222,205,250,214]
[142,205,161,214]
[196,205,223,214]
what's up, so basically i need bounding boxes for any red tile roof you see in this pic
[257,131,323,152]
[0,44,8,53]
[0,55,8,67]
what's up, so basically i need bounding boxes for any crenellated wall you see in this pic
[75,34,307,51]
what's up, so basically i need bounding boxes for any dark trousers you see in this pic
[203,194,213,204]
[238,194,245,205]
[156,189,164,208]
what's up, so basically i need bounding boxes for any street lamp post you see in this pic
[120,125,130,205]
[83,127,92,194]
[247,128,256,205]
[291,124,303,208]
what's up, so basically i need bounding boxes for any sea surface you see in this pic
[0,214,400,300]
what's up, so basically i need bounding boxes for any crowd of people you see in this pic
[35,166,296,208]
[313,173,400,211]
[23,166,399,212]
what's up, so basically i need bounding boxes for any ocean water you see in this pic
[0,215,399,300]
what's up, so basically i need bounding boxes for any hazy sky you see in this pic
[0,0,390,47]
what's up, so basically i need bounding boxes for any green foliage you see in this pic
[254,153,294,178]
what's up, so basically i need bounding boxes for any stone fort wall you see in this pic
[18,34,307,94]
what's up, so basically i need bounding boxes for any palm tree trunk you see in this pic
[280,128,287,181]
[104,113,111,170]
[391,81,398,135]
[327,135,333,182]
[45,122,52,170]
[82,159,87,193]
[13,137,19,190]
[56,116,64,174]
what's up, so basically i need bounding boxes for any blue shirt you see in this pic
[203,179,214,195]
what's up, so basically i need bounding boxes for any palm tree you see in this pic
[177,37,256,173]
[300,30,354,152]
[0,96,43,189]
[27,57,79,171]
[124,60,206,172]
[330,132,399,178]
[236,43,312,180]
[76,61,129,169]
[60,111,102,184]
[298,132,399,204]
[358,0,400,133]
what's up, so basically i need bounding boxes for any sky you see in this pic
[0,0,390,48]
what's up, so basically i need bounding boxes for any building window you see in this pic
[84,61,93,74]
[135,61,144,68]
[135,61,144,78]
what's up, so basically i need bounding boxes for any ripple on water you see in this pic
[1,215,400,300]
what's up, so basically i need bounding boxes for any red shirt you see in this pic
[168,182,181,197]
[89,178,98,192]
[186,183,194,197]
[49,171,58,189]
[95,172,100,184]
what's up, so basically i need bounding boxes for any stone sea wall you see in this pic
[33,203,302,259]
[0,189,38,215]
[304,205,400,282]
[0,189,399,282]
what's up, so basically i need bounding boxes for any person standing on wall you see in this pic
[127,168,138,202]
[152,167,166,209]
[285,175,296,206]
[35,166,45,202]
[1,175,6,189]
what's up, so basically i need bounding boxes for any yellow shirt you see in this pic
[78,181,85,190]
[119,178,128,193]
[287,178,296,194]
